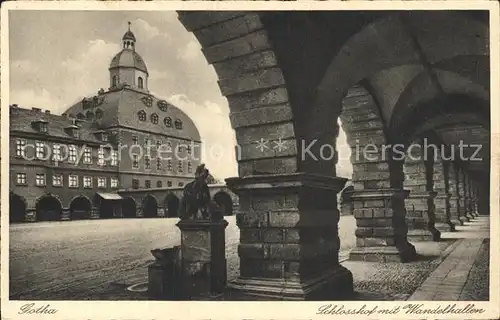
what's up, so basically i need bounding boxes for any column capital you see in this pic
[226,173,347,193]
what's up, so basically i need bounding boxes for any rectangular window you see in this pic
[111,178,119,188]
[145,138,151,146]
[98,148,105,166]
[132,135,139,145]
[35,141,46,160]
[16,139,27,158]
[53,144,62,162]
[83,147,92,164]
[187,162,192,174]
[145,180,151,188]
[36,173,46,186]
[101,133,108,142]
[177,160,183,173]
[16,173,27,185]
[69,175,78,188]
[145,155,151,169]
[40,122,48,133]
[156,158,162,170]
[156,181,162,188]
[132,179,139,189]
[156,140,162,149]
[166,141,172,151]
[98,177,106,188]
[167,181,172,187]
[111,150,118,166]
[83,176,92,188]
[68,145,77,163]
[132,154,139,169]
[52,174,63,187]
[167,159,172,172]
[187,145,192,155]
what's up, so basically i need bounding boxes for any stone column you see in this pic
[433,156,455,232]
[456,167,470,223]
[91,207,100,219]
[61,208,71,221]
[403,145,440,242]
[463,174,475,220]
[226,173,353,300]
[350,189,417,262]
[447,162,463,226]
[25,208,37,222]
[472,183,480,216]
[467,178,478,218]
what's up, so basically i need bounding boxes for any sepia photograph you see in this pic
[1,1,499,319]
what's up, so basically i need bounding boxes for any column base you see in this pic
[407,228,440,241]
[228,266,353,301]
[349,243,417,263]
[435,221,455,232]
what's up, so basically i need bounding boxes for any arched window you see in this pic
[175,119,183,129]
[86,111,94,120]
[164,117,172,127]
[95,109,103,119]
[138,110,147,122]
[151,113,159,124]
[138,77,144,89]
[112,76,118,87]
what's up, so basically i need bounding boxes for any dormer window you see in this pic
[65,122,80,138]
[102,133,108,142]
[174,119,183,130]
[151,113,159,124]
[86,111,94,120]
[138,77,144,89]
[164,117,172,127]
[95,109,103,119]
[94,131,108,142]
[138,110,147,122]
[77,113,85,120]
[32,120,48,133]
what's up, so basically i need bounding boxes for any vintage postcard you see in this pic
[1,0,499,319]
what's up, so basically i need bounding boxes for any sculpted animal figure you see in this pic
[179,164,220,220]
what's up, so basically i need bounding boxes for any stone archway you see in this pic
[10,193,26,223]
[70,196,92,220]
[142,195,158,218]
[122,197,137,218]
[164,193,179,218]
[36,195,62,222]
[213,191,233,216]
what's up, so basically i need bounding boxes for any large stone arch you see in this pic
[69,195,93,220]
[177,12,299,176]
[142,194,158,218]
[35,194,63,222]
[164,193,180,218]
[10,193,27,223]
[122,197,137,218]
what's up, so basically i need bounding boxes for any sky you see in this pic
[9,10,352,180]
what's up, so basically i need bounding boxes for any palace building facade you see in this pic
[9,24,206,223]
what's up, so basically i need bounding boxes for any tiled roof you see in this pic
[109,49,148,74]
[9,106,104,144]
[63,88,201,142]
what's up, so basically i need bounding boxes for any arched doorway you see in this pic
[142,195,158,218]
[36,195,62,222]
[165,193,179,218]
[213,191,233,216]
[10,193,26,223]
[70,196,92,220]
[122,197,137,218]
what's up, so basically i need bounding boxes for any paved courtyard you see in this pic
[9,215,357,300]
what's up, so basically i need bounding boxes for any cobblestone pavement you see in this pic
[9,215,356,300]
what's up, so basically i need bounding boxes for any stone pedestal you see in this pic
[91,207,100,219]
[349,189,417,263]
[433,193,455,232]
[136,206,143,218]
[148,246,182,300]
[405,192,441,241]
[176,219,228,298]
[458,196,470,222]
[226,173,353,300]
[158,208,166,218]
[61,208,71,221]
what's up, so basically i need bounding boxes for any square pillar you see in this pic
[349,189,417,262]
[456,168,470,223]
[447,163,463,226]
[226,173,353,301]
[61,208,71,221]
[433,157,454,232]
[403,154,440,241]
